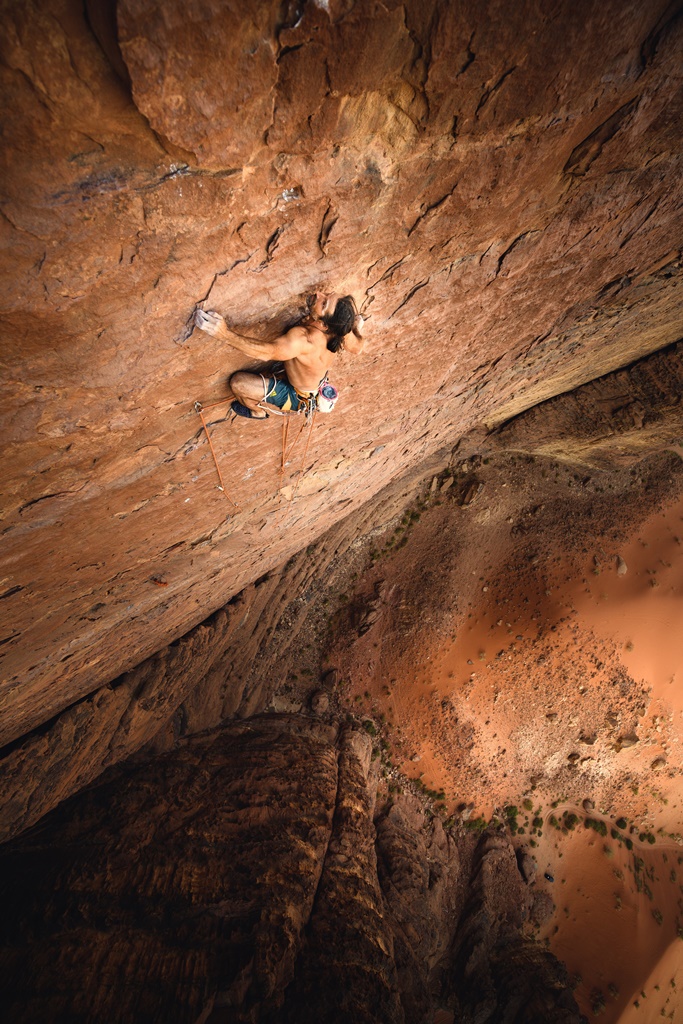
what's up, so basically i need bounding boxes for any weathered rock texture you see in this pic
[2,339,682,846]
[0,713,583,1024]
[451,833,584,1023]
[0,456,431,842]
[1,0,682,760]
[491,339,683,467]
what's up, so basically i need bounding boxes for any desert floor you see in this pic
[329,451,683,1021]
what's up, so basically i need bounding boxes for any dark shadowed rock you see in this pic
[0,715,584,1024]
[450,828,585,1023]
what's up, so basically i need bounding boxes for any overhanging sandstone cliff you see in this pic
[1,0,682,758]
[1,3,683,1019]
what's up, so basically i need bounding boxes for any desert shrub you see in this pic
[465,815,488,833]
[590,988,606,1015]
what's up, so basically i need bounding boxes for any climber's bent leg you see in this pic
[229,371,269,418]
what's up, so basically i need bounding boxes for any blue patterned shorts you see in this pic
[263,376,312,412]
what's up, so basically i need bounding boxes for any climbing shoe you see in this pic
[231,401,268,419]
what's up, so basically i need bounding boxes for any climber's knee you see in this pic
[229,371,261,400]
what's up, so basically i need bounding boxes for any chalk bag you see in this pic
[317,382,339,413]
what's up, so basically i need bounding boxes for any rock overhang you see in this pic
[0,0,682,752]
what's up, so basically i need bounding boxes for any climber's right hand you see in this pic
[195,308,228,339]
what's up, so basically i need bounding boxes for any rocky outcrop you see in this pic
[0,712,582,1024]
[375,795,460,1021]
[451,831,584,1023]
[1,0,682,762]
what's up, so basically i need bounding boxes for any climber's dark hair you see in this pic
[323,295,356,352]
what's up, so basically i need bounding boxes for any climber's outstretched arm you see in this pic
[194,309,308,361]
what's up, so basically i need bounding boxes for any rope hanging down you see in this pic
[195,399,317,509]
[194,399,240,508]
[292,408,316,499]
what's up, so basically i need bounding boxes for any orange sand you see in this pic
[340,484,683,1021]
[537,813,682,1020]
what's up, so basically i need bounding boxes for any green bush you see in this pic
[465,815,488,832]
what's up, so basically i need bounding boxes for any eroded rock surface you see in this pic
[491,339,683,467]
[0,460,432,842]
[0,713,582,1024]
[451,832,581,1022]
[1,0,682,758]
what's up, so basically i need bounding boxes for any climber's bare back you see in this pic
[194,292,364,417]
[274,324,340,391]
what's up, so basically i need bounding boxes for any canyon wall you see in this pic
[1,3,682,1018]
[1,0,682,761]
[0,460,425,842]
[0,713,584,1023]
[2,326,681,847]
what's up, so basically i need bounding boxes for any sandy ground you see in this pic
[327,451,683,1022]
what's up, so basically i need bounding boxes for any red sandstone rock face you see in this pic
[0,452,432,842]
[3,340,680,847]
[1,0,682,754]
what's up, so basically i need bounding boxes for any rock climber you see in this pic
[194,292,365,418]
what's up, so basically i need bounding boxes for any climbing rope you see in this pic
[277,396,318,503]
[292,407,317,499]
[194,399,240,508]
[194,394,318,509]
[279,415,289,502]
